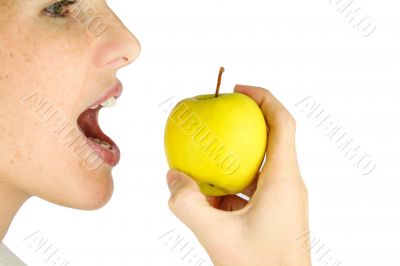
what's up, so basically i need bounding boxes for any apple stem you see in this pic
[215,67,225,98]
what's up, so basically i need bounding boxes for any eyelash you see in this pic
[42,0,78,18]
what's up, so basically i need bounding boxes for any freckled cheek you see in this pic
[0,20,96,178]
[2,29,91,110]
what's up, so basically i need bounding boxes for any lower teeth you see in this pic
[88,137,112,150]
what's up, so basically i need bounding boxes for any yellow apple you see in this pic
[164,68,267,196]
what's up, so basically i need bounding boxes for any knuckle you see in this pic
[262,87,272,96]
[289,115,297,127]
[273,178,308,201]
[168,187,194,211]
[299,182,308,200]
[167,194,177,210]
[284,113,296,128]
[276,112,296,132]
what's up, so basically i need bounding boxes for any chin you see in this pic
[82,172,114,211]
[81,183,114,211]
[58,169,115,211]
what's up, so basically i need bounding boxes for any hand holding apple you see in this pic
[164,67,267,196]
[165,85,310,266]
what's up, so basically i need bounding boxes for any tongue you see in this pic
[77,107,114,145]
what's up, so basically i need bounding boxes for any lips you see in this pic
[77,80,123,167]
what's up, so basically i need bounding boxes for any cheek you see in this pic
[0,108,114,210]
[0,18,112,209]
[0,20,85,162]
[1,17,90,112]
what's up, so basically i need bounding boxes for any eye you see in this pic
[42,0,78,18]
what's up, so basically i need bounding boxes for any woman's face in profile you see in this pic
[0,0,141,209]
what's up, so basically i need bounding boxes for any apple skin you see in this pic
[164,93,267,196]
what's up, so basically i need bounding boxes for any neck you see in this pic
[0,182,29,241]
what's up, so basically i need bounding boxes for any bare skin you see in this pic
[0,0,141,240]
[167,85,311,266]
[1,1,310,265]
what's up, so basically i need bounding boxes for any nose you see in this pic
[94,8,141,70]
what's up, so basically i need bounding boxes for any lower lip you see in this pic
[87,139,120,167]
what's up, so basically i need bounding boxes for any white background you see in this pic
[4,0,400,265]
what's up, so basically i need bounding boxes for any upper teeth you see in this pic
[101,96,117,107]
[89,96,117,109]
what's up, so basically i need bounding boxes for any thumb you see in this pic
[166,169,222,236]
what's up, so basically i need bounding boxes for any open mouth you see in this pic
[77,80,123,167]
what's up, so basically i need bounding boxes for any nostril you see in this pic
[107,56,129,67]
[208,183,215,187]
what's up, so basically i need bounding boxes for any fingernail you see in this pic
[167,169,181,191]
